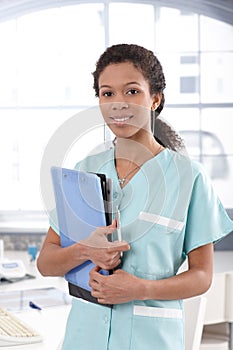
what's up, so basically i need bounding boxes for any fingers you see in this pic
[107,240,130,252]
[89,246,121,270]
[108,252,122,269]
[97,226,116,236]
[110,219,117,229]
[89,267,117,305]
[89,266,103,286]
[98,219,117,236]
[91,265,101,274]
[99,251,122,270]
[78,226,116,248]
[101,221,117,236]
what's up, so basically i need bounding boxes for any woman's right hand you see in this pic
[78,220,130,270]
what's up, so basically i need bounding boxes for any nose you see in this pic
[112,101,129,110]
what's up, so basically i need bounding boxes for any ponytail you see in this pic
[152,112,184,151]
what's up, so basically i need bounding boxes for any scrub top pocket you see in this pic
[139,211,185,233]
[127,213,185,280]
[130,304,184,350]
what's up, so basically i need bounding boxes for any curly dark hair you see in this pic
[92,44,184,151]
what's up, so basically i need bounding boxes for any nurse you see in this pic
[37,44,233,350]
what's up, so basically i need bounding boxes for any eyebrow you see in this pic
[99,81,141,90]
[99,84,111,90]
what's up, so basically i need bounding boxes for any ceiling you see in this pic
[0,0,232,25]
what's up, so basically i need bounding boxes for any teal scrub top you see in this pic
[51,148,233,350]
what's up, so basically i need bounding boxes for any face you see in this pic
[98,62,160,140]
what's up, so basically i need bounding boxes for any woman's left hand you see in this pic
[89,266,143,304]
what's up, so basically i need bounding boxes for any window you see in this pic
[0,1,232,232]
[180,77,198,93]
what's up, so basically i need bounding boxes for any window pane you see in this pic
[202,108,233,155]
[0,108,76,210]
[180,76,198,93]
[200,16,233,51]
[201,52,233,103]
[163,108,200,158]
[0,106,106,211]
[16,4,104,107]
[60,4,105,106]
[63,126,106,169]
[0,20,17,106]
[209,156,233,208]
[159,54,200,104]
[156,8,199,52]
[17,9,63,106]
[109,3,154,50]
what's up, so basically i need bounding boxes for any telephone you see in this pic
[0,259,26,280]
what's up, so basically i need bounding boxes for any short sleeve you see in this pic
[49,207,60,235]
[183,165,233,254]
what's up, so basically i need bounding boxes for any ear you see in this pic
[151,93,162,111]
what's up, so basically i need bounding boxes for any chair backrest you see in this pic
[184,296,207,350]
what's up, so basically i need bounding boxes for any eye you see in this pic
[102,91,113,97]
[127,89,139,95]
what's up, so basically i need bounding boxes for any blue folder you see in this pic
[51,167,112,304]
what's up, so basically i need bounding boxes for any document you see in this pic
[51,167,112,306]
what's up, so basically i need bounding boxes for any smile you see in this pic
[111,115,133,122]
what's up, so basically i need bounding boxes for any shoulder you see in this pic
[166,149,209,178]
[162,149,213,197]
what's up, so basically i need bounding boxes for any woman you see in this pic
[37,44,233,350]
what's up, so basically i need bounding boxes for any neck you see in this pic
[115,133,163,165]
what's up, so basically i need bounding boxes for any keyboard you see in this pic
[0,307,42,347]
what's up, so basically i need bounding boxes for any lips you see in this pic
[110,115,133,123]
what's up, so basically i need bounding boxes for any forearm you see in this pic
[37,241,87,277]
[136,244,213,301]
[37,225,130,277]
[90,243,213,305]
[89,267,211,305]
[140,268,212,301]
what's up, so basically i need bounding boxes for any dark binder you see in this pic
[51,166,112,307]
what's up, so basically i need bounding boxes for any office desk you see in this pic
[0,251,71,350]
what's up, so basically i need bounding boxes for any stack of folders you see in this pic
[51,167,113,307]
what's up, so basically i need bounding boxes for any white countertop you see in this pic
[0,250,71,349]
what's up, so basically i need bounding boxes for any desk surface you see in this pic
[0,250,69,293]
[1,251,71,350]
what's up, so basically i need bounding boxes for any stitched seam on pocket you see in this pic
[133,305,183,319]
[139,212,184,231]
